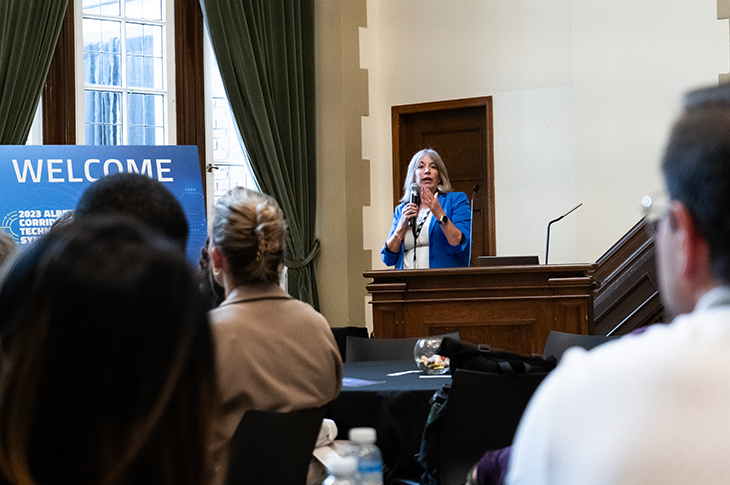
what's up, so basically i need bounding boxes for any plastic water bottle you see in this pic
[324,456,359,485]
[348,427,384,485]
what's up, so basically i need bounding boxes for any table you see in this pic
[325,360,452,480]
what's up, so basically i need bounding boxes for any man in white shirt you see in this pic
[507,82,730,485]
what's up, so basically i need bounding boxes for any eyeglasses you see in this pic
[642,190,668,237]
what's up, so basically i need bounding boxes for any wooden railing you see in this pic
[592,219,667,335]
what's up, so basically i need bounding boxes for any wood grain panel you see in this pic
[367,264,596,354]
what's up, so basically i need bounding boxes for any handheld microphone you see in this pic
[545,203,582,264]
[408,183,420,228]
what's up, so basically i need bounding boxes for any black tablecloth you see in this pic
[325,360,452,480]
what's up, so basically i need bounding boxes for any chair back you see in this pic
[542,330,619,363]
[224,405,328,485]
[331,326,369,362]
[345,332,460,362]
[437,369,548,485]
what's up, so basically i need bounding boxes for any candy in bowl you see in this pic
[414,337,450,374]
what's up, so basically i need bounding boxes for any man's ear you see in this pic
[672,202,711,284]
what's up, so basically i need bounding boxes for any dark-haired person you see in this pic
[75,172,189,251]
[506,83,730,485]
[207,187,342,482]
[382,148,471,269]
[0,216,217,485]
[198,236,226,310]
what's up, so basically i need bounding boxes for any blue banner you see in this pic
[0,145,207,265]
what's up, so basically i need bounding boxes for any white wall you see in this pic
[361,0,728,267]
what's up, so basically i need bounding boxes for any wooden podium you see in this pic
[364,264,597,355]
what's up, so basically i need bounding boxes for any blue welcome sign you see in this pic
[0,145,207,264]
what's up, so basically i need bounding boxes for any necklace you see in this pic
[413,209,430,266]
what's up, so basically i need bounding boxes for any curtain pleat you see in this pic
[0,0,69,144]
[200,0,320,309]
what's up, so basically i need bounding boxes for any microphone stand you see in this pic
[468,184,480,267]
[545,203,582,264]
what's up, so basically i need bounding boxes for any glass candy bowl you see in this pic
[414,337,450,375]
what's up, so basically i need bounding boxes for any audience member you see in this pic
[207,187,342,482]
[198,236,225,310]
[49,209,75,232]
[0,216,217,485]
[506,82,730,484]
[0,231,15,269]
[75,172,189,250]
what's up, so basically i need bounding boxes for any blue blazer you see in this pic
[381,191,471,269]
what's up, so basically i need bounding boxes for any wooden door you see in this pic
[392,97,496,260]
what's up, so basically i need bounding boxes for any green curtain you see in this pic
[200,0,320,309]
[0,0,69,144]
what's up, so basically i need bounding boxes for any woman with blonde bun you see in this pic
[207,187,342,482]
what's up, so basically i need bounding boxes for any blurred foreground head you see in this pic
[75,172,189,251]
[657,83,730,315]
[0,216,216,485]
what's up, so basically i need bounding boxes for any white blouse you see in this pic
[403,208,431,269]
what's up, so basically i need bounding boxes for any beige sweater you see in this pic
[209,282,342,482]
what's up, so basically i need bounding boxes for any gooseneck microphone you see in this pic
[545,203,582,264]
[408,183,420,230]
[468,184,480,267]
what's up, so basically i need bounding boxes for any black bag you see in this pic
[416,338,557,485]
[417,383,450,485]
[437,336,557,376]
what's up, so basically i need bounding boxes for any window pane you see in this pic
[85,90,123,145]
[126,23,144,55]
[128,93,143,125]
[82,0,99,14]
[126,23,163,89]
[84,19,121,86]
[125,0,143,19]
[145,94,164,125]
[126,0,162,20]
[83,0,120,16]
[128,125,144,145]
[207,38,258,199]
[102,0,121,16]
[143,0,163,20]
[128,93,163,145]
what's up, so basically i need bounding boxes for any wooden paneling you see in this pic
[365,264,596,355]
[593,218,667,335]
[43,2,75,145]
[175,0,207,202]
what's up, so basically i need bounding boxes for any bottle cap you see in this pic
[348,427,377,443]
[327,456,358,476]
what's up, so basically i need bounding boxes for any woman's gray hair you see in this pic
[399,148,452,204]
[211,188,286,285]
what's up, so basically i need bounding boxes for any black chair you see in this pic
[331,326,369,362]
[388,369,547,485]
[345,332,460,363]
[390,369,547,485]
[435,369,547,485]
[542,330,619,363]
[224,405,329,485]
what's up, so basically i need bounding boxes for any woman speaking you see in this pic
[382,148,471,269]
